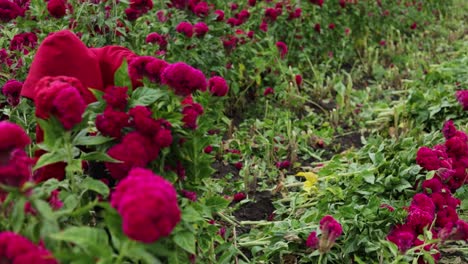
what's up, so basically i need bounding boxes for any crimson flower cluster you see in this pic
[455,90,468,110]
[9,32,37,54]
[176,21,210,38]
[111,168,181,243]
[47,0,68,18]
[388,121,468,259]
[0,232,58,264]
[0,0,24,22]
[125,0,153,21]
[1,79,22,106]
[0,121,32,190]
[306,215,343,253]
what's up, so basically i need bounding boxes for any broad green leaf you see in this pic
[129,87,166,107]
[81,177,110,198]
[81,151,119,162]
[173,231,196,254]
[73,136,114,146]
[50,226,112,257]
[205,196,230,212]
[114,60,132,88]
[33,152,65,171]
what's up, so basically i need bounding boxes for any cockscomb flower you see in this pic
[9,32,37,54]
[276,160,291,169]
[0,121,30,153]
[0,232,58,263]
[276,41,288,59]
[435,207,459,228]
[181,96,204,129]
[52,86,87,130]
[208,76,229,96]
[96,108,129,139]
[421,177,444,194]
[47,0,67,18]
[0,149,33,187]
[295,74,303,86]
[194,22,209,37]
[214,9,224,21]
[387,224,416,253]
[192,1,208,17]
[111,168,181,243]
[1,79,22,106]
[264,87,274,96]
[438,220,468,241]
[48,189,63,210]
[233,192,246,202]
[406,207,434,233]
[319,215,343,253]
[310,0,324,7]
[306,231,319,249]
[456,90,468,110]
[442,120,457,139]
[128,56,169,85]
[145,32,168,50]
[181,190,197,201]
[161,62,207,96]
[103,86,128,111]
[409,193,435,215]
[0,0,23,22]
[176,21,194,38]
[416,147,446,171]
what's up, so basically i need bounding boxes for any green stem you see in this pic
[318,253,324,264]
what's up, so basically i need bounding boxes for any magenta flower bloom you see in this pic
[111,168,181,243]
[233,192,246,202]
[406,207,434,233]
[416,147,445,171]
[194,22,209,37]
[318,215,343,253]
[103,86,128,111]
[387,224,416,253]
[96,108,129,139]
[276,41,288,59]
[0,121,30,152]
[208,76,229,97]
[456,90,468,110]
[181,189,197,201]
[442,120,457,139]
[409,193,435,215]
[264,87,274,96]
[214,9,224,21]
[0,232,58,263]
[161,62,207,96]
[0,0,23,22]
[421,177,444,194]
[306,231,319,249]
[176,21,194,38]
[0,149,33,187]
[128,56,169,85]
[295,74,303,86]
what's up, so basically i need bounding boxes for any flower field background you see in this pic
[0,0,467,263]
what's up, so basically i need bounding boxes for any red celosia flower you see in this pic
[328,23,336,30]
[0,121,30,152]
[128,56,169,85]
[276,160,291,169]
[0,0,23,22]
[230,3,238,10]
[0,232,58,264]
[103,86,128,111]
[181,189,197,201]
[47,0,67,18]
[32,150,66,183]
[96,108,129,138]
[416,147,445,171]
[111,168,181,243]
[194,22,209,37]
[410,22,417,30]
[306,231,319,249]
[1,79,22,106]
[234,161,243,170]
[445,136,468,158]
[442,120,457,139]
[248,0,256,6]
[208,76,229,97]
[170,0,189,9]
[319,215,343,253]
[421,177,444,194]
[153,127,173,148]
[233,192,246,202]
[387,224,416,253]
[406,207,434,233]
[146,32,168,50]
[264,87,274,96]
[288,8,302,20]
[51,86,86,130]
[436,207,459,228]
[456,90,468,110]
[176,21,194,38]
[236,9,250,24]
[204,145,213,154]
[48,189,63,210]
[264,8,281,22]
[431,192,460,211]
[9,32,37,54]
[314,23,321,33]
[105,133,152,180]
[181,99,204,129]
[295,75,303,86]
[161,62,207,96]
[438,220,468,241]
[409,193,435,215]
[192,1,208,17]
[259,20,268,32]
[214,9,224,21]
[0,149,33,187]
[310,0,324,7]
[276,41,288,59]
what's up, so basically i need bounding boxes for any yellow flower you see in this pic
[296,172,318,194]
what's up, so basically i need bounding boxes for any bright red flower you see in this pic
[0,149,33,187]
[96,108,129,138]
[208,76,229,97]
[264,87,274,96]
[276,41,288,59]
[214,10,224,21]
[111,168,181,243]
[128,56,169,85]
[1,79,22,106]
[103,86,128,111]
[233,192,246,202]
[176,21,194,38]
[0,232,58,264]
[387,224,416,253]
[161,62,207,96]
[52,86,87,130]
[194,22,209,37]
[47,0,67,18]
[0,121,30,152]
[306,231,319,249]
[0,0,23,22]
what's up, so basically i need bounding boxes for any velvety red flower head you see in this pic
[445,136,468,158]
[146,32,168,50]
[176,21,194,38]
[436,207,459,228]
[181,189,197,201]
[409,193,435,215]
[9,32,37,54]
[421,177,444,194]
[0,232,58,264]
[0,121,31,153]
[295,74,303,86]
[1,79,22,106]
[181,97,204,129]
[456,90,468,110]
[438,220,468,241]
[233,192,246,202]
[111,168,181,243]
[318,215,342,253]
[264,87,274,96]
[310,0,324,7]
[103,86,128,111]
[0,0,23,22]
[416,147,445,171]
[194,22,209,37]
[387,224,416,253]
[128,56,169,85]
[276,41,288,59]
[170,0,189,9]
[431,192,460,211]
[52,86,87,130]
[96,108,129,139]
[105,132,154,180]
[406,207,434,233]
[214,9,224,21]
[306,231,319,249]
[264,8,281,22]
[208,76,229,97]
[47,0,67,18]
[442,120,457,139]
[192,1,208,17]
[161,62,207,96]
[0,149,33,187]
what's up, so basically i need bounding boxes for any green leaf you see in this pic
[173,231,196,254]
[11,197,26,232]
[33,199,55,220]
[33,152,65,171]
[205,196,230,212]
[127,247,162,264]
[114,60,132,88]
[80,177,110,198]
[73,136,114,146]
[50,226,112,257]
[81,151,119,162]
[129,88,166,107]
[37,118,66,149]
